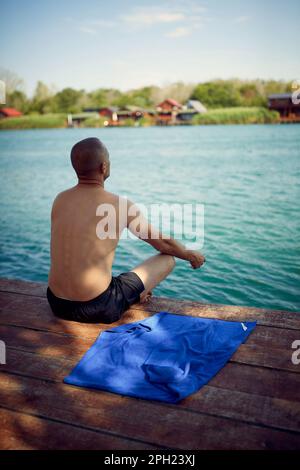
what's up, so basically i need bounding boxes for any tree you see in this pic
[88,89,109,108]
[112,92,133,108]
[0,68,24,95]
[238,83,266,107]
[29,81,55,114]
[0,68,26,110]
[130,87,154,107]
[5,90,28,112]
[262,80,291,96]
[191,81,241,108]
[54,87,84,113]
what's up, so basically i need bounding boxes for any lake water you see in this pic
[0,125,299,311]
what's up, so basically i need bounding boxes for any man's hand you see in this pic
[186,250,206,269]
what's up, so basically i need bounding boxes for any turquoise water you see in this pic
[0,125,299,311]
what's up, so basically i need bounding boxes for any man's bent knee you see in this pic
[164,254,176,272]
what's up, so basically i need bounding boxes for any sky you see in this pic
[1,0,300,96]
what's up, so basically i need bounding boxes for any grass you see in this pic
[192,107,280,125]
[0,113,67,130]
[138,115,156,127]
[81,116,108,128]
[0,107,281,130]
[119,118,137,127]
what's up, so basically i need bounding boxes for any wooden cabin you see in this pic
[156,98,182,125]
[116,106,154,123]
[83,106,150,125]
[83,107,118,122]
[268,93,300,122]
[0,107,22,118]
[98,107,118,120]
[116,106,142,122]
[157,98,182,112]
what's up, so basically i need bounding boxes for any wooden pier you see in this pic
[0,278,299,450]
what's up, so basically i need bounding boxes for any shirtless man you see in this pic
[47,137,206,323]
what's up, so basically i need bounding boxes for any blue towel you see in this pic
[64,312,256,403]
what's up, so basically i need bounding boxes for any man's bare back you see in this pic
[48,185,126,301]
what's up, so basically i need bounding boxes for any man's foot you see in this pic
[140,291,153,303]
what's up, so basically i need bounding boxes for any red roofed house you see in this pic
[0,107,22,118]
[157,98,182,112]
[156,98,182,125]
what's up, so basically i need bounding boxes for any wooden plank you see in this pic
[0,407,158,450]
[0,278,46,297]
[0,291,147,339]
[1,290,300,339]
[2,346,300,403]
[1,374,299,450]
[232,344,298,372]
[139,297,300,330]
[1,364,299,435]
[188,385,300,433]
[212,362,300,403]
[1,279,300,329]
[1,321,299,373]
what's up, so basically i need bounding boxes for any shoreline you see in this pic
[1,122,298,131]
[0,107,283,130]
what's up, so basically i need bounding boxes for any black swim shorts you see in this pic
[46,271,145,324]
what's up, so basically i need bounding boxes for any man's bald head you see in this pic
[71,137,110,180]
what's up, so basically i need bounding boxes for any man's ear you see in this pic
[100,162,106,174]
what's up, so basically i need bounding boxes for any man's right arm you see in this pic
[148,236,206,269]
[126,200,205,269]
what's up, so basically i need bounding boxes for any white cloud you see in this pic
[166,26,190,38]
[70,3,208,38]
[66,17,116,35]
[121,4,208,37]
[122,9,185,25]
[233,16,251,24]
[78,26,97,35]
[89,19,116,28]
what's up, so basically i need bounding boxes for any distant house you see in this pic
[0,107,22,118]
[186,100,207,114]
[117,106,143,122]
[156,98,182,112]
[84,107,118,121]
[156,98,182,125]
[123,106,156,121]
[83,106,153,125]
[176,99,207,123]
[99,107,118,120]
[268,93,300,122]
[124,105,145,121]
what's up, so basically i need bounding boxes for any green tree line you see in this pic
[1,69,292,114]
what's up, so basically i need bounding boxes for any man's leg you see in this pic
[130,253,175,303]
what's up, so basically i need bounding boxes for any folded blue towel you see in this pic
[64,311,256,403]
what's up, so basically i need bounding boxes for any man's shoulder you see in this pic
[53,187,73,203]
[102,190,132,207]
[51,187,76,213]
